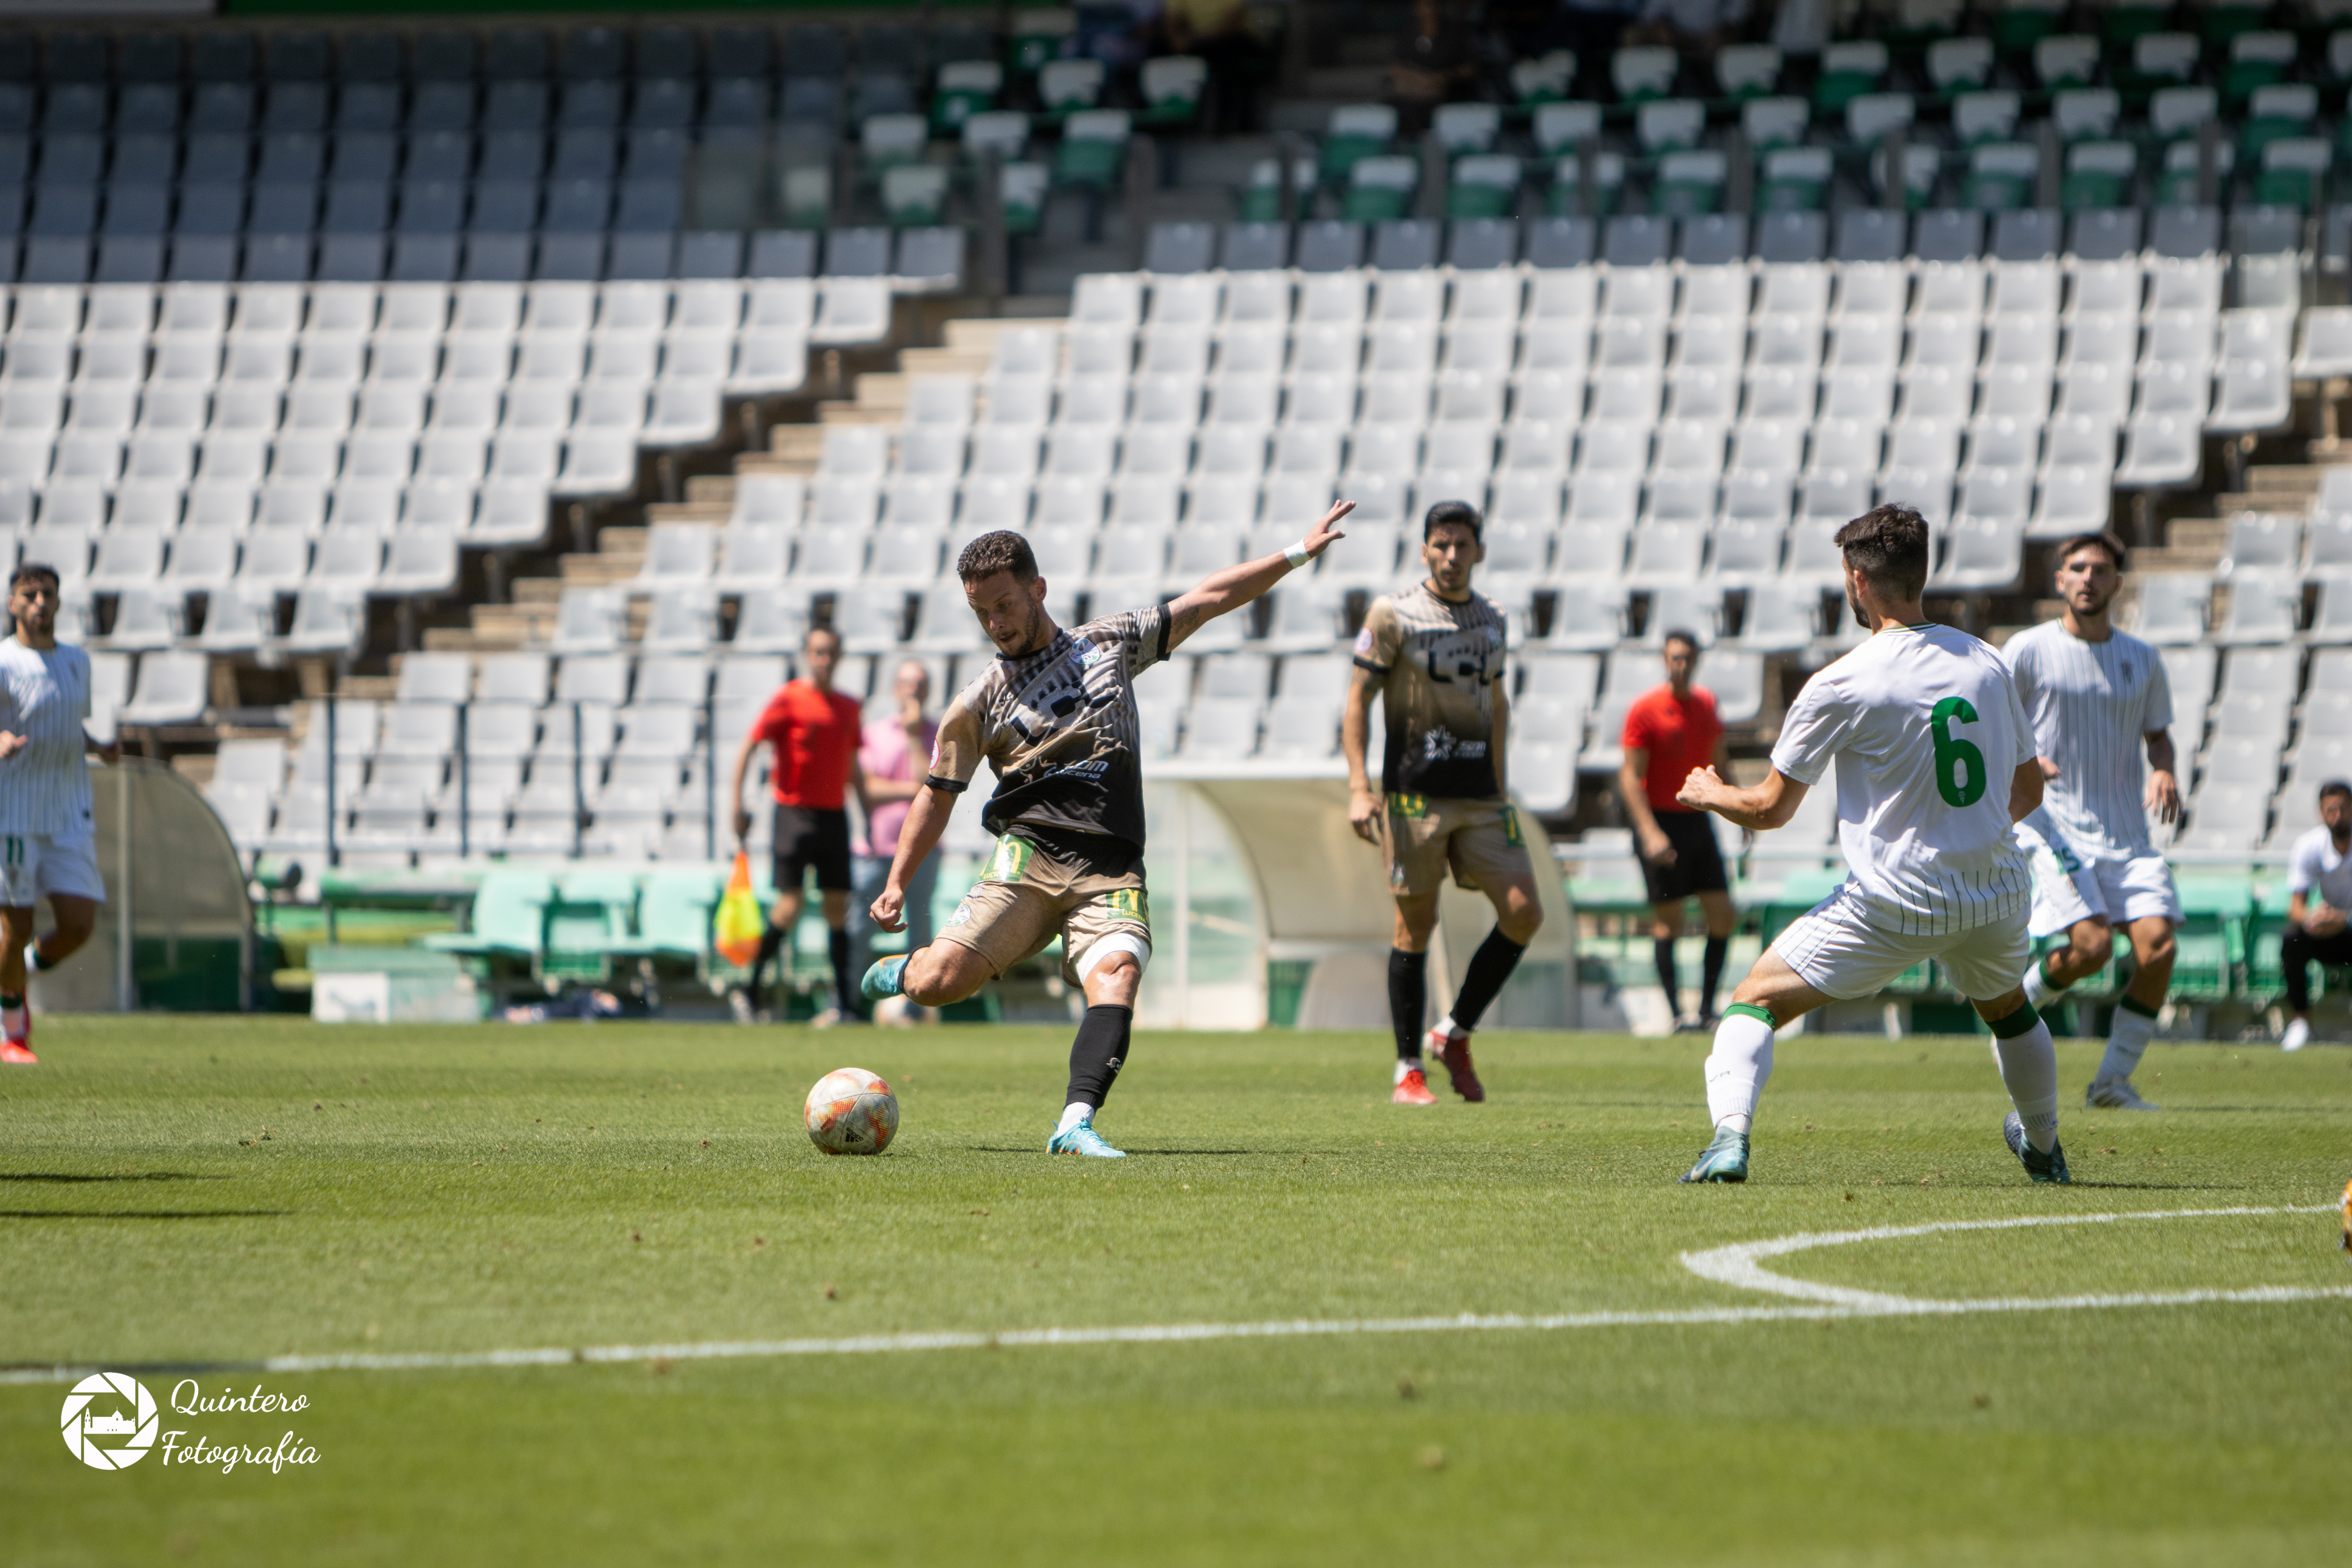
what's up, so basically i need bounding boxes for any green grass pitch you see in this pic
[4,1016,2349,1566]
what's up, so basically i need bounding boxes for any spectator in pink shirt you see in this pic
[850,659,942,1018]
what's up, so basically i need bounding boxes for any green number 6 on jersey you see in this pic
[1929,696,1986,808]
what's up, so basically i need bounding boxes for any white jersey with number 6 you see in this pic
[1770,623,2034,937]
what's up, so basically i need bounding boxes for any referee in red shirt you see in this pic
[1617,630,1736,1032]
[728,625,875,1025]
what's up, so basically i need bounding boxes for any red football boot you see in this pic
[1425,1025,1485,1102]
[1391,1066,1437,1104]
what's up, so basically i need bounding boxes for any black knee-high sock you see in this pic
[1065,1004,1132,1109]
[1388,948,1427,1059]
[1449,928,1528,1032]
[748,924,786,1002]
[828,927,858,1016]
[1700,936,1730,1017]
[1653,936,1680,1011]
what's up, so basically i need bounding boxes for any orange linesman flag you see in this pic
[714,852,765,969]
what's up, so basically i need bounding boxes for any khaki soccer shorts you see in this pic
[935,834,1152,987]
[1376,793,1534,897]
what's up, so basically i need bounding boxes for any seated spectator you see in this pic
[2279,780,2352,1054]
[1391,0,1482,136]
[1630,0,1750,56]
[1165,0,1261,133]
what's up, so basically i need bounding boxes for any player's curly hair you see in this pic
[1834,505,1930,600]
[1422,499,1482,542]
[8,562,59,592]
[956,530,1038,584]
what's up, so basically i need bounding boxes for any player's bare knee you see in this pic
[1500,899,1544,945]
[902,946,986,1007]
[1082,952,1141,1008]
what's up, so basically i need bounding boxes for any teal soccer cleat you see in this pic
[2004,1112,2072,1184]
[1677,1125,1749,1184]
[859,955,908,1004]
[1047,1120,1127,1158]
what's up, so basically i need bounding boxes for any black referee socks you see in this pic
[1388,948,1428,1060]
[1065,1004,1132,1109]
[827,928,858,1018]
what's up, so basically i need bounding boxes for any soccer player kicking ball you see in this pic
[862,504,1352,1157]
[0,564,119,1064]
[1343,501,1543,1104]
[1671,507,2072,1185]
[2003,532,2183,1110]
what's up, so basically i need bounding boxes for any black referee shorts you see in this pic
[773,806,854,894]
[1640,810,1730,905]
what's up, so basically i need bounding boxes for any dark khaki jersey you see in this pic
[1352,581,1508,799]
[927,605,1172,854]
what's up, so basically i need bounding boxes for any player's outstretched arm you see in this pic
[1165,500,1352,652]
[2007,759,2043,824]
[1677,765,1807,832]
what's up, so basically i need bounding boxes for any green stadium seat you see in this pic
[1319,103,1396,185]
[1740,96,1810,151]
[1447,154,1521,219]
[2149,85,2216,142]
[2062,140,2137,210]
[1715,43,1782,99]
[1652,149,1726,217]
[1760,145,1833,211]
[2223,31,2297,111]
[543,866,641,982]
[2240,83,2319,164]
[1549,150,1624,216]
[1845,91,1916,149]
[1008,10,1074,78]
[1001,161,1049,235]
[1953,90,2021,146]
[862,113,929,172]
[1929,38,1995,97]
[1434,101,1500,157]
[1139,55,1208,129]
[1038,57,1105,118]
[2170,878,2253,1001]
[422,867,556,960]
[1888,0,1965,59]
[1814,40,1888,113]
[596,866,726,970]
[930,59,1003,135]
[1342,154,1417,223]
[2055,87,2122,142]
[1612,45,1679,103]
[2201,0,2275,52]
[1054,109,1131,187]
[1637,98,1705,154]
[1966,142,2039,210]
[1534,100,1604,157]
[2255,137,2331,212]
[1512,49,1576,105]
[2033,33,2101,90]
[2121,31,2198,101]
[883,164,949,227]
[2100,3,2174,52]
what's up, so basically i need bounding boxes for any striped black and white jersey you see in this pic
[0,637,94,841]
[2001,619,2171,863]
[1771,623,2033,935]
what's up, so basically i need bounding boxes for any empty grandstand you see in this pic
[0,5,2342,1023]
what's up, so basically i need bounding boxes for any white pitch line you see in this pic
[5,1205,2344,1387]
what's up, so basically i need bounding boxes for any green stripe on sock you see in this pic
[2117,994,2161,1020]
[1722,1002,1777,1028]
[1987,1001,2042,1039]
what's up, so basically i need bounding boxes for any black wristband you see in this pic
[924,774,969,794]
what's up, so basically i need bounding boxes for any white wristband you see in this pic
[1283,540,1311,568]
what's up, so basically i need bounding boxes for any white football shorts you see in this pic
[1773,885,2032,1002]
[2014,815,2107,939]
[2086,852,2182,927]
[0,831,106,908]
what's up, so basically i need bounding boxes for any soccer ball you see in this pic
[804,1068,899,1156]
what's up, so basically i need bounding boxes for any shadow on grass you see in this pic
[0,1172,230,1183]
[0,1210,286,1220]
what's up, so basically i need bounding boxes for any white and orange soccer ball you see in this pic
[804,1068,899,1156]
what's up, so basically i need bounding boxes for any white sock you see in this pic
[1056,1102,1093,1134]
[1393,1057,1422,1084]
[1991,1013,2060,1153]
[2020,954,2062,1011]
[1704,1008,1776,1136]
[1433,1013,1464,1039]
[2096,1002,2159,1084]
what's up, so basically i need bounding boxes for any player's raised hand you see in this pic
[0,730,21,761]
[1299,499,1354,560]
[1676,766,1728,812]
[869,883,907,933]
[2145,766,2182,825]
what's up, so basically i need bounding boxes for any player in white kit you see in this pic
[2002,532,2183,1111]
[0,564,117,1063]
[1671,507,2071,1184]
[2012,801,2113,1024]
